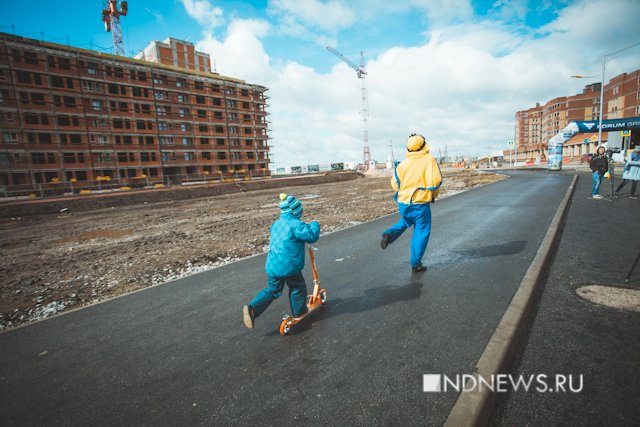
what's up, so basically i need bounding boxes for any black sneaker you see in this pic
[381,234,391,249]
[630,195,638,199]
[412,264,427,273]
[243,305,255,329]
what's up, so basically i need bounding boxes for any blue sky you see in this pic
[1,1,563,71]
[3,1,640,167]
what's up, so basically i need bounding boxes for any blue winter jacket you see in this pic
[622,151,640,181]
[265,213,320,277]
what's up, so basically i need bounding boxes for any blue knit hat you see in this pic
[279,193,303,217]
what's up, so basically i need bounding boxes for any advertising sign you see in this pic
[575,117,640,133]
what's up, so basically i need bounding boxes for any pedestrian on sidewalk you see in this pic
[380,133,442,273]
[243,193,320,329]
[589,146,609,199]
[614,146,640,199]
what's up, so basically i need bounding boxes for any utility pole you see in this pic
[389,140,395,168]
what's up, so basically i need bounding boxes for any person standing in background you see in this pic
[614,146,640,199]
[589,146,608,199]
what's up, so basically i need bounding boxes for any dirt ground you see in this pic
[0,168,505,330]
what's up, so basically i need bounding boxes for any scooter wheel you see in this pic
[280,317,293,335]
[319,289,327,304]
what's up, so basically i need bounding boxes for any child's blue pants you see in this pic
[249,272,308,317]
[383,202,432,268]
[591,172,602,196]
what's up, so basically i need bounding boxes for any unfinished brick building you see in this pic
[0,32,270,194]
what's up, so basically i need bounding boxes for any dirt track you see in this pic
[0,169,504,330]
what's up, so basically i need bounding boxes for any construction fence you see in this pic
[0,169,272,200]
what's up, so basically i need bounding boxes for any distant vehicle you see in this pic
[581,153,594,163]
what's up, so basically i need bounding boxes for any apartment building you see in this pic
[515,102,543,146]
[515,69,640,160]
[0,32,270,194]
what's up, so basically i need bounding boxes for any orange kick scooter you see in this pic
[279,245,327,335]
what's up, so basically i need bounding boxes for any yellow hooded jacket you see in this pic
[391,143,442,204]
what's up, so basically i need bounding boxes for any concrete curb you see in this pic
[444,174,578,427]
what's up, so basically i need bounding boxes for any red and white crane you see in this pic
[326,45,371,168]
[101,0,128,56]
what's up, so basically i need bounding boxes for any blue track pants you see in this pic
[383,202,432,268]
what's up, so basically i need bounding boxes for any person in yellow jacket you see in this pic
[381,133,442,272]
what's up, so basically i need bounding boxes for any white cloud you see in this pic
[195,19,271,79]
[185,0,640,167]
[144,7,164,24]
[180,0,224,29]
[490,0,529,22]
[410,0,474,23]
[268,0,356,33]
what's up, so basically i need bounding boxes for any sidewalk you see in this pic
[493,171,640,425]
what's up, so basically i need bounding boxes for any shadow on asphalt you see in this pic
[451,240,527,258]
[265,281,424,336]
[426,240,528,268]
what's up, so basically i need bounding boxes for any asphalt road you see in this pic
[0,170,573,426]
[492,172,640,426]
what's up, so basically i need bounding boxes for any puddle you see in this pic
[576,285,640,313]
[301,194,320,199]
[55,229,132,244]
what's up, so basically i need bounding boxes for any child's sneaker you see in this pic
[294,307,309,320]
[380,233,391,249]
[592,194,604,199]
[630,195,638,199]
[243,305,255,329]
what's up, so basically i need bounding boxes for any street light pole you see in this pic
[597,55,605,148]
[596,41,640,147]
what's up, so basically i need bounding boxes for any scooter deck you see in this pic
[279,288,326,335]
[279,245,326,335]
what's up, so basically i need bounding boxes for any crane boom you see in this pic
[326,45,366,78]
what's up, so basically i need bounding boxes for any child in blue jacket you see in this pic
[243,193,320,329]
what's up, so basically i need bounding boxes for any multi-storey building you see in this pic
[515,102,543,146]
[515,69,639,161]
[0,32,270,194]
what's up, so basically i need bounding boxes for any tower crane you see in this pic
[326,45,371,168]
[101,0,129,56]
